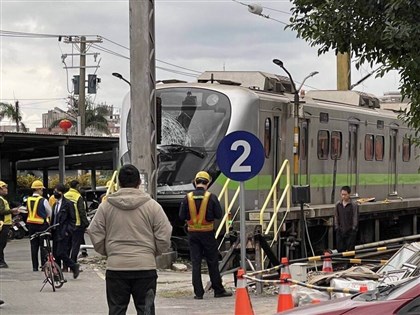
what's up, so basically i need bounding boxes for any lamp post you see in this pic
[272,59,318,185]
[112,72,131,86]
[273,59,300,185]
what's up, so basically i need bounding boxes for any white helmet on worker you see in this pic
[31,180,45,189]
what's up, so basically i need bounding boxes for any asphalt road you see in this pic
[0,237,279,315]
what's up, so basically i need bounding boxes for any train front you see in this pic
[156,85,231,234]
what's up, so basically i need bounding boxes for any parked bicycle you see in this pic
[29,224,66,292]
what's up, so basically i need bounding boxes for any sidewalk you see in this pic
[0,238,279,314]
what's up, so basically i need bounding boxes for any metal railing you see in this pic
[215,178,240,240]
[260,159,291,242]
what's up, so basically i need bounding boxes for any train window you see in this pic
[377,120,384,129]
[264,118,271,158]
[365,134,374,161]
[402,138,411,162]
[317,130,329,160]
[320,112,329,123]
[330,131,342,159]
[375,136,384,161]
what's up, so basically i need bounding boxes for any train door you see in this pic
[348,122,359,196]
[258,112,280,209]
[388,126,398,195]
[261,113,280,177]
[299,120,309,185]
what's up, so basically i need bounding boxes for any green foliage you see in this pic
[0,102,27,132]
[49,95,111,135]
[289,0,420,142]
[17,173,111,189]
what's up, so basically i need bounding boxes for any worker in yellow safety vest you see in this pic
[179,171,232,299]
[64,180,89,264]
[27,180,52,272]
[0,181,19,268]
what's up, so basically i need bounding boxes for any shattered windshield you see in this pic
[156,87,231,193]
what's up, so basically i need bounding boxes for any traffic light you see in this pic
[72,75,80,95]
[88,74,97,94]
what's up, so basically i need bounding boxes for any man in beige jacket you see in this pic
[88,164,172,315]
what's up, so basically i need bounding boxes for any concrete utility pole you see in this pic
[62,35,102,135]
[337,52,351,90]
[129,0,157,199]
[79,36,86,135]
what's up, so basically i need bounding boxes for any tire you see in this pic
[7,229,14,240]
[43,262,55,292]
[52,261,65,289]
[14,228,25,240]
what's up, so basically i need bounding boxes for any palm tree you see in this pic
[49,96,111,135]
[0,101,27,132]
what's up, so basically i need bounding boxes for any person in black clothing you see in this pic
[334,185,359,252]
[51,184,80,279]
[179,171,232,300]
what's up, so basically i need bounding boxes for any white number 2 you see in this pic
[230,140,251,173]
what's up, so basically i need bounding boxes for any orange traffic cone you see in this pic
[277,257,294,313]
[235,268,254,315]
[322,251,333,273]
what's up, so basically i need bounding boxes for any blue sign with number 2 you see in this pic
[216,131,265,182]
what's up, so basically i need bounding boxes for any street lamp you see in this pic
[272,59,299,185]
[298,71,319,92]
[272,59,319,185]
[112,72,131,86]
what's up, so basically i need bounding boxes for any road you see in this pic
[0,237,279,315]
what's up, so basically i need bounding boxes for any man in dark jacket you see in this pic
[334,185,359,252]
[51,184,80,279]
[179,171,232,300]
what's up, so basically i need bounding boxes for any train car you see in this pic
[120,71,420,251]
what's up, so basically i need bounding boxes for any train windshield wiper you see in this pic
[158,144,206,158]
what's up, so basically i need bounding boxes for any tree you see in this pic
[288,0,420,142]
[0,101,27,132]
[49,96,111,135]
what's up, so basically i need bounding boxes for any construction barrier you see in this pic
[235,268,254,315]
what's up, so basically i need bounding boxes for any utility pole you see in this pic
[79,36,86,135]
[62,35,102,135]
[129,0,157,199]
[337,52,351,90]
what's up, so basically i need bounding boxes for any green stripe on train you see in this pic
[215,173,420,190]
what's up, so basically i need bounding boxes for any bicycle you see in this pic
[30,223,66,292]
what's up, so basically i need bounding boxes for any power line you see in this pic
[230,0,289,25]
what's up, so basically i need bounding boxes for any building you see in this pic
[36,107,74,134]
[36,103,120,136]
[379,91,410,112]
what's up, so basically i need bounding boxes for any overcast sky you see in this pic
[1,0,401,130]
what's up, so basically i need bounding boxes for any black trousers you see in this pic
[28,223,49,270]
[336,229,357,253]
[69,226,85,263]
[106,270,157,315]
[188,231,224,297]
[56,235,76,270]
[0,225,10,263]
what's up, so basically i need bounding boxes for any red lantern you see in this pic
[59,119,73,133]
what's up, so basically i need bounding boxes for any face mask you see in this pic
[53,192,62,199]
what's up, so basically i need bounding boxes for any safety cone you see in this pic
[322,251,333,273]
[234,268,254,315]
[277,257,294,313]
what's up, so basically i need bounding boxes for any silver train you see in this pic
[121,71,420,244]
